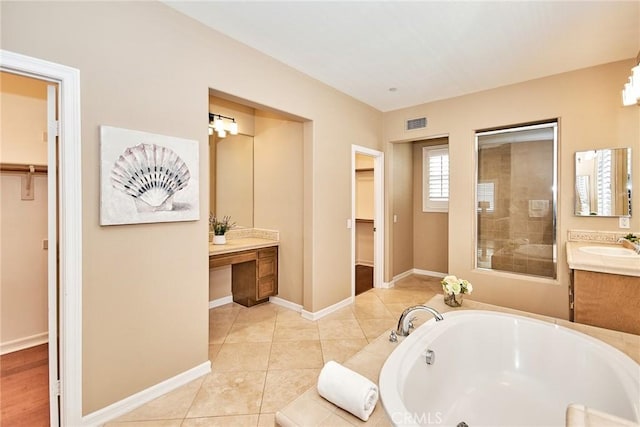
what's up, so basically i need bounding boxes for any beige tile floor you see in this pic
[104,275,443,427]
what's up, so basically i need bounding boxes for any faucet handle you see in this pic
[389,330,398,342]
[408,316,416,330]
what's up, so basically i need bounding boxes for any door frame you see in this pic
[351,145,384,295]
[1,50,82,426]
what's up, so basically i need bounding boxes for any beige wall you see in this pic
[412,140,449,274]
[0,175,49,351]
[0,72,48,165]
[254,112,304,304]
[0,72,49,353]
[390,143,413,276]
[209,266,231,301]
[2,1,381,414]
[385,60,640,319]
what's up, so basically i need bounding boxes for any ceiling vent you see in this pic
[406,117,427,131]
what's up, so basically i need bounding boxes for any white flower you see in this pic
[442,275,461,294]
[461,280,473,294]
[442,275,473,295]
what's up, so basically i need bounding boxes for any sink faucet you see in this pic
[396,305,444,336]
[618,237,640,254]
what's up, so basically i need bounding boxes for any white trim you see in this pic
[391,269,415,283]
[301,296,354,321]
[351,145,384,298]
[355,260,374,267]
[384,269,447,288]
[0,332,49,355]
[422,144,449,213]
[381,281,395,289]
[209,296,233,309]
[268,296,303,312]
[1,49,83,427]
[412,268,447,279]
[81,361,211,426]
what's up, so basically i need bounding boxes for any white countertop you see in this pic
[566,241,640,277]
[209,237,279,256]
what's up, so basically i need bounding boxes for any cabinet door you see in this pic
[257,276,276,300]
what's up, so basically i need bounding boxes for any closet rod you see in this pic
[0,163,48,174]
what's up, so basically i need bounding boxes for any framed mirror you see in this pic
[574,148,631,217]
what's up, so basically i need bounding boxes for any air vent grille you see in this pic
[406,117,427,131]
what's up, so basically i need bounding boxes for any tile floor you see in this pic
[104,275,443,426]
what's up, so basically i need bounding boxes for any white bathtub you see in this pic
[379,310,640,426]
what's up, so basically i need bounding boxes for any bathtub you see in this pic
[379,311,639,426]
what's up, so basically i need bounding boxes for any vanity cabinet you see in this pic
[570,270,640,335]
[210,245,278,307]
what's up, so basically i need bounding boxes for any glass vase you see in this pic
[443,291,463,307]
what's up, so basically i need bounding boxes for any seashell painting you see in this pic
[100,126,199,225]
[110,143,190,212]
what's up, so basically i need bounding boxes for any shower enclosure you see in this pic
[476,121,557,279]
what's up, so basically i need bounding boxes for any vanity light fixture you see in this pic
[208,113,239,138]
[622,53,640,107]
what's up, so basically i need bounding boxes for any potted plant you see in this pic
[209,214,235,245]
[441,275,473,307]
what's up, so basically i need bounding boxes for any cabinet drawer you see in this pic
[210,250,256,268]
[258,257,276,278]
[258,247,277,258]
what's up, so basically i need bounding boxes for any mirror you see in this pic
[575,148,631,217]
[213,133,254,227]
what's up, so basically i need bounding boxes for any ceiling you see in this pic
[164,1,640,112]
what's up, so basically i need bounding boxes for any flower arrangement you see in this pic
[209,214,235,236]
[441,275,473,307]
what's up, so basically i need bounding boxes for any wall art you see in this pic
[100,125,199,225]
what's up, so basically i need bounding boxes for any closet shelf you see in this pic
[0,163,48,174]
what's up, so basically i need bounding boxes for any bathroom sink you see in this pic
[578,246,639,258]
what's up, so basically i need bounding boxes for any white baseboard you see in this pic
[269,296,302,312]
[413,269,447,279]
[301,296,354,321]
[209,295,233,309]
[380,281,395,289]
[383,268,446,289]
[0,332,48,355]
[82,361,211,426]
[355,260,374,267]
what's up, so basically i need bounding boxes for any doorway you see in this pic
[0,71,56,424]
[1,50,82,426]
[351,145,384,296]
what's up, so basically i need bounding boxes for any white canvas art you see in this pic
[100,125,199,225]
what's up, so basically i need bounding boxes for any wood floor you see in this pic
[355,264,373,295]
[0,344,50,426]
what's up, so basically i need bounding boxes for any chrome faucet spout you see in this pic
[396,305,443,336]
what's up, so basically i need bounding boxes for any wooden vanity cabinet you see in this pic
[210,245,278,307]
[570,269,640,335]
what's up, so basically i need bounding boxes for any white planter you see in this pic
[213,234,226,245]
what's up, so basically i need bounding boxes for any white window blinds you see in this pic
[423,145,449,212]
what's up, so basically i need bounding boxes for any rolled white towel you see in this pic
[317,360,379,421]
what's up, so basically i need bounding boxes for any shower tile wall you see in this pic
[478,141,554,277]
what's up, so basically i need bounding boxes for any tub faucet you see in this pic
[396,305,444,336]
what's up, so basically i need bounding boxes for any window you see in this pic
[477,181,495,212]
[423,145,449,212]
